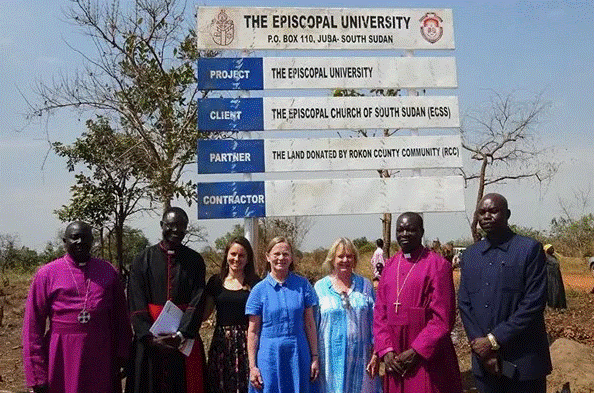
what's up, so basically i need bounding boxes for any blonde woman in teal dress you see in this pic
[314,238,381,393]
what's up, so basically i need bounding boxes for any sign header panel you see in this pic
[198,96,459,131]
[197,181,265,219]
[197,57,264,90]
[197,139,265,174]
[196,7,454,50]
[197,57,457,90]
[197,98,264,131]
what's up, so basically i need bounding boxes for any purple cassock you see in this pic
[22,254,132,393]
[373,247,462,393]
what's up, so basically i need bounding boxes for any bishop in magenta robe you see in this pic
[22,221,131,393]
[373,212,462,393]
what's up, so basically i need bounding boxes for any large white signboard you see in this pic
[265,135,462,172]
[265,176,464,216]
[196,7,455,50]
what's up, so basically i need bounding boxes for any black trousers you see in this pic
[474,374,546,393]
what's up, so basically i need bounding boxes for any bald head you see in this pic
[63,221,94,263]
[396,212,424,253]
[477,193,511,237]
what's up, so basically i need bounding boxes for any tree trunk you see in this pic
[471,157,489,242]
[115,216,124,274]
[382,213,392,258]
[379,168,392,257]
[99,227,104,259]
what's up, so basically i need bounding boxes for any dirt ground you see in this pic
[1,271,593,392]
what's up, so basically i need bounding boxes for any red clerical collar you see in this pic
[159,241,178,256]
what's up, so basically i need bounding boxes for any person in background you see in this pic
[22,221,131,393]
[314,238,381,393]
[126,207,206,393]
[246,236,319,393]
[202,236,261,393]
[458,193,552,393]
[370,238,385,288]
[544,244,567,309]
[374,212,462,393]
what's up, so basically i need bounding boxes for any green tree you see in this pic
[99,226,150,272]
[461,92,559,241]
[0,234,42,273]
[27,0,219,211]
[54,116,149,272]
[549,215,594,257]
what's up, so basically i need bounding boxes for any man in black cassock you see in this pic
[126,207,206,393]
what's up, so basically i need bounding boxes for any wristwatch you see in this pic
[487,333,500,350]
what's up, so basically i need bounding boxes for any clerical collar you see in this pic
[159,241,178,255]
[403,246,425,260]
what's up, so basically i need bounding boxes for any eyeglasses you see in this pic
[340,291,351,309]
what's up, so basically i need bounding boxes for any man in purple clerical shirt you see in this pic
[22,221,132,393]
[374,212,462,393]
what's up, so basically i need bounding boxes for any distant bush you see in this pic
[297,247,327,284]
[0,234,63,273]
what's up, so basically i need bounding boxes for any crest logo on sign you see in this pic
[211,10,235,46]
[419,12,443,44]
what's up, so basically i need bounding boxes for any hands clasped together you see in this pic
[383,348,421,378]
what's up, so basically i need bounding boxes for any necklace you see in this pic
[394,249,423,314]
[67,262,92,324]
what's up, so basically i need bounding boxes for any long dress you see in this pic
[373,248,462,393]
[245,272,318,393]
[22,254,131,393]
[126,242,206,393]
[205,274,260,393]
[314,274,381,393]
[546,254,567,309]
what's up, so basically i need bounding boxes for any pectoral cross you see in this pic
[394,300,402,314]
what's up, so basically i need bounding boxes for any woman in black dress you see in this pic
[203,236,260,393]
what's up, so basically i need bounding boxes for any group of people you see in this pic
[22,193,555,393]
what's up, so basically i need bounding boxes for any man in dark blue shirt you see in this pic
[458,193,551,393]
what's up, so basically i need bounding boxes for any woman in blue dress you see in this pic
[246,236,320,393]
[314,238,381,393]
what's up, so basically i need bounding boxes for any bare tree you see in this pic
[460,91,559,241]
[24,0,218,211]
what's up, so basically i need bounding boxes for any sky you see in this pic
[1,0,593,252]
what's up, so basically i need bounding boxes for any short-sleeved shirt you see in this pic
[246,272,317,335]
